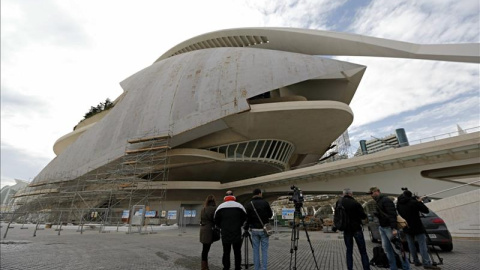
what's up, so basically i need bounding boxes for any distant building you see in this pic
[355,128,409,156]
[0,179,28,212]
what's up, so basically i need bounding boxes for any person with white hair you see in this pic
[334,188,370,270]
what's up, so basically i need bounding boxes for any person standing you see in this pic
[200,194,217,270]
[215,191,247,270]
[334,188,370,270]
[368,186,410,270]
[244,188,273,270]
[397,190,441,270]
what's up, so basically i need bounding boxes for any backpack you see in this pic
[370,246,390,268]
[370,246,402,268]
[333,198,348,231]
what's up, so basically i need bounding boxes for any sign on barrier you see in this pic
[282,208,295,220]
[167,210,177,220]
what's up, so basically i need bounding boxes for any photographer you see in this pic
[367,187,410,270]
[397,190,441,270]
[334,188,370,270]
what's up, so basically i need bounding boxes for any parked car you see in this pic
[367,209,453,252]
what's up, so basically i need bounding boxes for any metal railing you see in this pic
[207,139,295,170]
[408,126,480,145]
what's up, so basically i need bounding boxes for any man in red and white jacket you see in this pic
[215,191,247,270]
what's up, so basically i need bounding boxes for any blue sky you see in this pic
[1,0,479,188]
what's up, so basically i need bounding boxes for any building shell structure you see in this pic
[7,28,479,230]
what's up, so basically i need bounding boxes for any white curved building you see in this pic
[17,28,479,224]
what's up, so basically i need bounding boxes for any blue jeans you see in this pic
[251,230,269,270]
[343,230,370,270]
[379,227,410,270]
[405,233,432,266]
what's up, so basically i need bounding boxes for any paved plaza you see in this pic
[1,223,479,270]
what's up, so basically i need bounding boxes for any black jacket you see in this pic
[335,195,367,232]
[396,194,429,235]
[214,201,247,243]
[245,196,273,230]
[374,194,397,229]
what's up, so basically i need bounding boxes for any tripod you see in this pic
[405,233,444,266]
[289,205,320,270]
[426,233,444,266]
[242,230,254,269]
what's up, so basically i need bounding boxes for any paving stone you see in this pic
[1,223,478,269]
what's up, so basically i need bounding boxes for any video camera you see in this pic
[401,187,429,202]
[289,185,304,209]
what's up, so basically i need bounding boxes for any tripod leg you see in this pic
[425,233,443,265]
[289,218,299,270]
[243,233,254,269]
[300,217,320,270]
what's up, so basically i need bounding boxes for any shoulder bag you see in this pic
[251,201,274,236]
[376,203,408,230]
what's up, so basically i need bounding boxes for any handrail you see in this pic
[207,139,295,170]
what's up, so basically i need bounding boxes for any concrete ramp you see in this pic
[427,188,480,238]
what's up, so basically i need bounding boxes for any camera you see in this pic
[289,185,304,209]
[401,187,429,202]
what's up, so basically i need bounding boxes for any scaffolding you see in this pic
[3,133,170,237]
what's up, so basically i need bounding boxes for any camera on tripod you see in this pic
[286,185,320,269]
[289,185,304,208]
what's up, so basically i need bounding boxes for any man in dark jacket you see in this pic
[244,188,273,270]
[215,191,247,270]
[335,188,370,270]
[397,190,441,269]
[368,187,410,270]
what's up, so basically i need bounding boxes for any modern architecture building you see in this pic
[0,179,28,212]
[10,28,479,227]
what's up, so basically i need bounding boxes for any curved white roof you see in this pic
[33,46,363,183]
[32,27,478,185]
[156,27,479,63]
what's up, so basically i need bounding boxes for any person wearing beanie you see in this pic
[397,191,440,269]
[224,190,236,202]
[215,190,246,270]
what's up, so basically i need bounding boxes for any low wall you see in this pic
[427,189,480,238]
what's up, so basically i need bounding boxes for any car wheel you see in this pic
[439,243,453,252]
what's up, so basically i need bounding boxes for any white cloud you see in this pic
[339,0,479,136]
[244,0,347,29]
[349,0,479,43]
[1,0,478,182]
[343,57,479,128]
[402,96,479,124]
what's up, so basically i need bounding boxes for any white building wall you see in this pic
[427,188,480,238]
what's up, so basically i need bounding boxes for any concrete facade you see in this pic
[427,189,480,238]
[15,28,479,224]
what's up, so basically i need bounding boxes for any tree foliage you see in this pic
[83,98,114,120]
